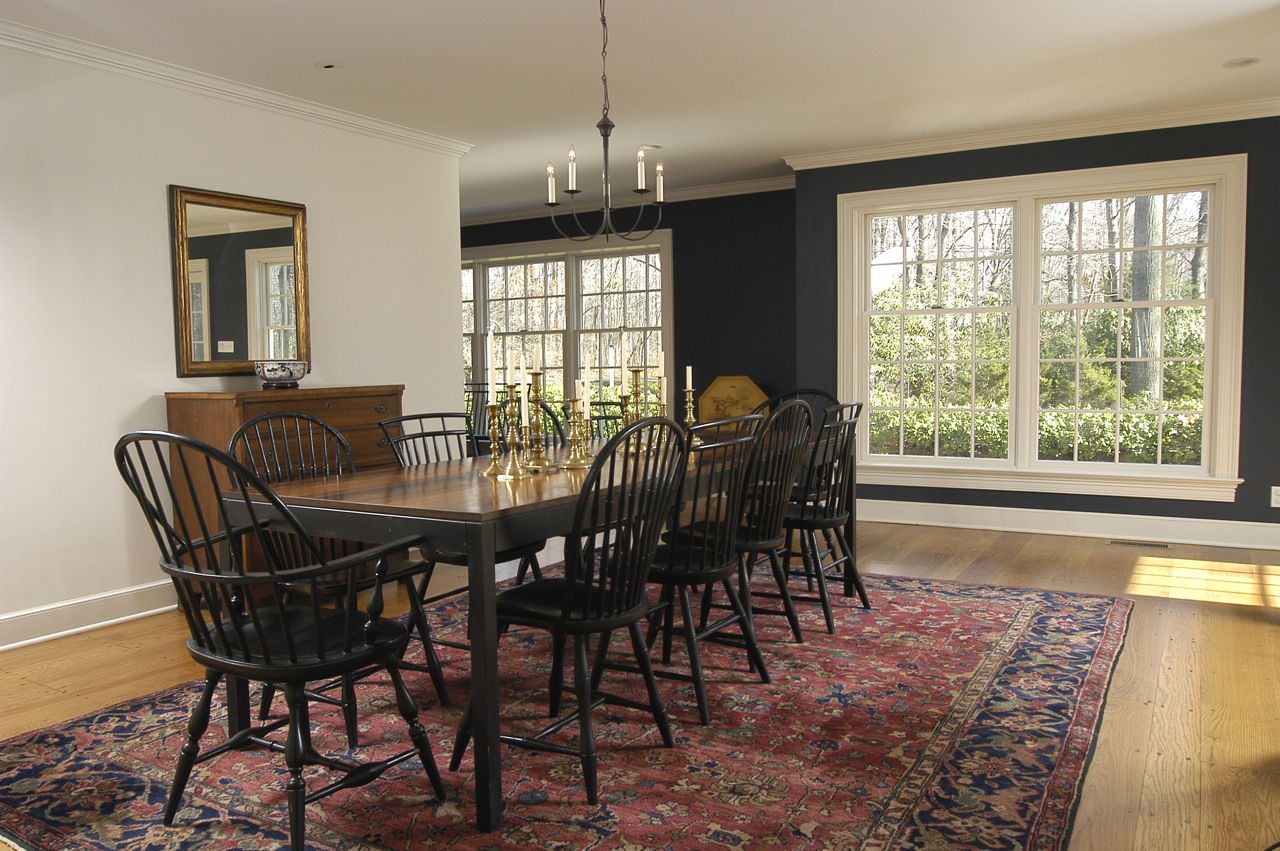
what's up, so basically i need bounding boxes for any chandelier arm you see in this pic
[549,192,607,242]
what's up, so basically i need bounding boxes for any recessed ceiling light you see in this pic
[314,62,344,71]
[1222,57,1260,69]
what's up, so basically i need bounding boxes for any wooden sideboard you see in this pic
[164,386,405,561]
[165,384,405,471]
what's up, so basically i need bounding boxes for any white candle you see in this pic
[636,147,646,190]
[568,146,577,191]
[656,162,664,203]
[519,355,528,425]
[486,333,496,398]
[546,163,556,204]
[661,375,668,404]
[685,364,693,389]
[531,346,540,373]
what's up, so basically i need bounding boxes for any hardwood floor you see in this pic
[2,523,1277,850]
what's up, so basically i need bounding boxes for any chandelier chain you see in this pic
[600,0,610,120]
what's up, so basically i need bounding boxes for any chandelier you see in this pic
[544,0,665,241]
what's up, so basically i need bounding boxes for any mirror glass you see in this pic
[169,185,310,377]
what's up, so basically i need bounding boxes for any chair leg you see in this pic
[800,529,836,634]
[719,575,771,686]
[571,634,599,805]
[404,577,451,706]
[515,553,544,584]
[385,658,446,799]
[549,634,567,717]
[627,621,674,749]
[676,585,712,726]
[165,670,220,826]
[448,702,473,772]
[340,675,359,747]
[282,682,310,851]
[832,525,870,608]
[763,549,805,642]
[258,683,277,721]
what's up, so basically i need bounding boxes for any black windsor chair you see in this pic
[377,413,548,661]
[703,399,815,644]
[114,430,445,851]
[641,414,770,725]
[780,401,868,633]
[449,417,688,804]
[227,411,451,729]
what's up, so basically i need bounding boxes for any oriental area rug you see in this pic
[0,574,1130,850]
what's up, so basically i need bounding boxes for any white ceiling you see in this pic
[3,0,1278,222]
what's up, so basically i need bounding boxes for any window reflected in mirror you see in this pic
[169,186,309,377]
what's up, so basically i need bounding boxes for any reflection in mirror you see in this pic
[169,186,310,377]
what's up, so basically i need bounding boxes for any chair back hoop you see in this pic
[464,382,490,436]
[589,400,625,441]
[228,411,356,484]
[754,388,839,431]
[661,414,763,574]
[561,417,688,623]
[378,413,478,466]
[794,401,862,522]
[739,399,814,544]
[115,430,380,668]
[229,411,366,568]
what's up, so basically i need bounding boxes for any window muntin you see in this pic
[866,206,1014,461]
[837,156,1245,501]
[462,233,672,409]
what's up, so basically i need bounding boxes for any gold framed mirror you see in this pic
[169,185,310,377]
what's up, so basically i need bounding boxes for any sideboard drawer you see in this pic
[167,385,405,471]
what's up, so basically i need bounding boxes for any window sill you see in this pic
[856,461,1242,503]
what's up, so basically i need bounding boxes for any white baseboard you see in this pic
[0,580,177,652]
[858,499,1280,550]
[2,511,1267,651]
[2,548,566,651]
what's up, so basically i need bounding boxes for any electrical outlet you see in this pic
[1272,486,1280,509]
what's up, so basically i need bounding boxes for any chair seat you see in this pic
[784,503,850,530]
[187,609,408,682]
[495,577,644,634]
[646,542,738,585]
[424,539,546,567]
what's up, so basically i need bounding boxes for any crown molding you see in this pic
[0,19,473,158]
[461,174,796,227]
[785,97,1280,171]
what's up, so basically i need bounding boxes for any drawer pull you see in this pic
[378,437,390,448]
[375,403,389,414]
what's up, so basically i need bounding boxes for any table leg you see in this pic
[465,521,504,831]
[226,675,250,735]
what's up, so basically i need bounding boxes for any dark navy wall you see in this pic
[795,117,1280,524]
[463,118,1278,525]
[462,189,799,398]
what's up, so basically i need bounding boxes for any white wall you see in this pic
[0,43,468,647]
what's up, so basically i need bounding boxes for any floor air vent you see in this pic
[1107,539,1173,549]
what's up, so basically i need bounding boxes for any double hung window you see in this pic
[838,156,1246,501]
[462,233,673,408]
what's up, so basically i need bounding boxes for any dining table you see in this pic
[228,451,592,832]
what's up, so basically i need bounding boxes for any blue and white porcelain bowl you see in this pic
[254,360,308,388]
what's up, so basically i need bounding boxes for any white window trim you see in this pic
[837,155,1246,502]
[244,245,296,360]
[462,231,675,381]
